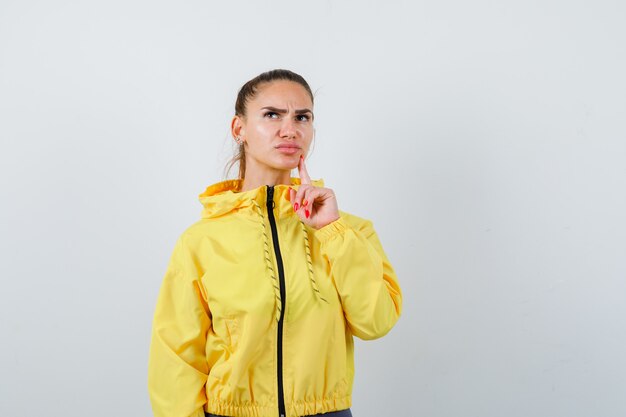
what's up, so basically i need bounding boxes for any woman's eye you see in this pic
[297,114,310,122]
[264,111,279,119]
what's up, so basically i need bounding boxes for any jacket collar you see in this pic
[198,177,325,219]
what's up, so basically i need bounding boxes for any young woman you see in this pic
[147,69,403,417]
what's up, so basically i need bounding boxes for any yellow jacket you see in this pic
[148,178,402,417]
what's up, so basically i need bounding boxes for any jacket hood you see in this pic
[198,177,325,219]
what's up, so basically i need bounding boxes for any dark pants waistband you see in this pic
[205,408,352,417]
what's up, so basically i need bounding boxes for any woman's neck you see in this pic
[240,167,292,192]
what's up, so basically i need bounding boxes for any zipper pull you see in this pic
[267,185,275,210]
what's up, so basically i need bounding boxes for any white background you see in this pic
[1,1,625,416]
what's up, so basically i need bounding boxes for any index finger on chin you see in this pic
[298,155,312,185]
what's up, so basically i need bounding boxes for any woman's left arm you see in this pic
[314,213,403,340]
[290,156,402,340]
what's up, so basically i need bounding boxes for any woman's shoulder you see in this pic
[173,218,218,246]
[183,217,214,232]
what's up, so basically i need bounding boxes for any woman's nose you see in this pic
[279,118,297,138]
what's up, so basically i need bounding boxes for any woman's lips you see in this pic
[275,146,300,155]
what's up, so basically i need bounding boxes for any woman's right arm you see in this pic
[148,235,211,417]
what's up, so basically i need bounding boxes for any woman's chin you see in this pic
[271,159,300,171]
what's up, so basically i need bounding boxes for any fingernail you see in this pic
[305,209,310,218]
[294,203,299,211]
[303,199,308,206]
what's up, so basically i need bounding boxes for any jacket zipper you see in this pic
[266,185,287,417]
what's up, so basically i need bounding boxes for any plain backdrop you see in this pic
[1,1,625,416]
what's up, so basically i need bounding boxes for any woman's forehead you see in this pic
[250,80,313,108]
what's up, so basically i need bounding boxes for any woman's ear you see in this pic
[231,115,245,140]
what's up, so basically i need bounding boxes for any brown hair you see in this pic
[224,69,315,179]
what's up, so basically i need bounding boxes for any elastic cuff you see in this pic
[315,216,348,244]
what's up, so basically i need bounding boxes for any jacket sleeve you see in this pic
[314,214,403,340]
[148,235,210,417]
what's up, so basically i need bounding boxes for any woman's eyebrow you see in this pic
[260,106,313,115]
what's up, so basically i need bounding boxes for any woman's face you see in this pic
[233,80,314,173]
